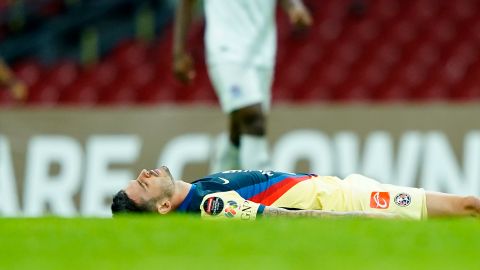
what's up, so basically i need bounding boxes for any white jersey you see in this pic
[204,0,277,67]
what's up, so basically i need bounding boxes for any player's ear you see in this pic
[156,199,172,215]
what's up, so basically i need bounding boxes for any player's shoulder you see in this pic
[196,169,266,182]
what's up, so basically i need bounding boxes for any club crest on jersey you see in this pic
[370,192,390,209]
[394,193,412,207]
[203,197,224,215]
[224,200,238,218]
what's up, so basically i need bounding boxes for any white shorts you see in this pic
[207,63,273,113]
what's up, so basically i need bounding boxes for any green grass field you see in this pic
[1,216,479,270]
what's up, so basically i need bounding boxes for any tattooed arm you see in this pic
[262,206,399,219]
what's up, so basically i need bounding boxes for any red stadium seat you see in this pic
[351,62,388,90]
[404,0,439,23]
[444,0,476,21]
[369,0,400,21]
[385,19,418,46]
[450,78,480,101]
[331,38,363,66]
[293,77,333,102]
[119,62,155,90]
[82,61,118,90]
[276,62,312,95]
[347,18,381,43]
[59,82,99,105]
[12,59,43,88]
[408,41,441,68]
[192,65,217,102]
[111,39,149,71]
[312,60,349,90]
[394,63,429,90]
[272,85,293,102]
[410,78,449,101]
[98,80,136,105]
[137,79,176,105]
[0,87,15,106]
[27,82,60,106]
[373,42,403,67]
[423,18,456,45]
[44,60,79,92]
[333,78,372,102]
[373,80,410,102]
[9,0,480,105]
[316,18,343,43]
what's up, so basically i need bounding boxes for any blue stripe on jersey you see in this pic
[235,173,302,200]
[257,204,265,215]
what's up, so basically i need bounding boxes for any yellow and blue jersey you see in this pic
[176,170,427,220]
[176,170,316,217]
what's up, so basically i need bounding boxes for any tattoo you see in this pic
[262,206,398,219]
[263,207,319,217]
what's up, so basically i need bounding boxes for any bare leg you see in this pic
[231,103,269,170]
[230,103,266,138]
[211,104,267,172]
[426,191,480,218]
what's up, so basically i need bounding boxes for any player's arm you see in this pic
[200,191,266,220]
[172,0,196,84]
[263,206,400,219]
[0,59,27,100]
[279,0,313,28]
[200,191,398,220]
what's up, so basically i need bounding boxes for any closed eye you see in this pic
[137,179,147,190]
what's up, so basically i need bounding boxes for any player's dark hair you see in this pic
[111,190,149,216]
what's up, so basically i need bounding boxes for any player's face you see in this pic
[124,166,175,210]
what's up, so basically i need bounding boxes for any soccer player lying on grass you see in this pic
[111,166,480,220]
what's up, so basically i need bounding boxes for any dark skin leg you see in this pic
[229,103,266,147]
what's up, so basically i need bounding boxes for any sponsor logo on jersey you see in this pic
[394,193,412,207]
[203,197,224,215]
[240,200,253,220]
[224,200,238,218]
[370,192,390,209]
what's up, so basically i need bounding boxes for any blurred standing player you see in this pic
[173,0,312,171]
[0,58,27,101]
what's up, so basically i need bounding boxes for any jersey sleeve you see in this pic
[200,191,265,220]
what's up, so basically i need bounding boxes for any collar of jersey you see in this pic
[177,184,197,212]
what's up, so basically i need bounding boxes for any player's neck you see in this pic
[171,180,192,209]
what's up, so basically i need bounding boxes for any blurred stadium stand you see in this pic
[1,0,480,106]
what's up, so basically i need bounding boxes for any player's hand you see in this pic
[287,4,313,29]
[9,80,27,101]
[173,52,196,84]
